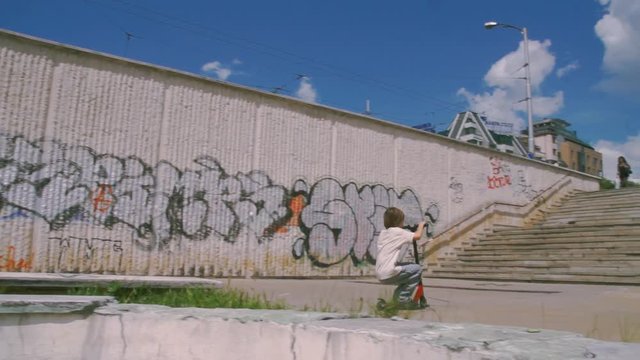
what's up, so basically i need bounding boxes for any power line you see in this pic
[83,0,465,113]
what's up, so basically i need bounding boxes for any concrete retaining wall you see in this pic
[1,296,638,360]
[0,30,599,277]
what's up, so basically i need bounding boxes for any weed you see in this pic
[373,298,401,318]
[618,317,640,343]
[67,283,288,310]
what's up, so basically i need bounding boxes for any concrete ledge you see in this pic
[0,272,224,289]
[1,299,639,359]
[0,294,115,314]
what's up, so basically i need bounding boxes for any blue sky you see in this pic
[1,0,639,180]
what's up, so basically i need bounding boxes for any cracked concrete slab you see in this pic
[1,299,639,359]
[0,272,223,289]
[0,294,115,314]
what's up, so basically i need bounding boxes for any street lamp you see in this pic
[484,21,535,158]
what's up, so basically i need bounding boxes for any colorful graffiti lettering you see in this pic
[92,184,114,213]
[488,157,512,189]
[274,195,306,234]
[0,245,33,271]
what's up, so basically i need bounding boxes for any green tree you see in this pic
[599,178,615,190]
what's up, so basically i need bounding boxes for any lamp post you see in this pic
[484,21,535,158]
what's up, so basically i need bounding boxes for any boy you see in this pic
[376,207,429,309]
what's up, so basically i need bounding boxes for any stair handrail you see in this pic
[424,176,575,259]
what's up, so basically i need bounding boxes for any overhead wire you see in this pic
[84,0,466,114]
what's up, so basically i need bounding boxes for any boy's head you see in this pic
[384,207,404,228]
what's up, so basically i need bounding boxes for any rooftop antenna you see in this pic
[364,99,371,115]
[123,31,141,57]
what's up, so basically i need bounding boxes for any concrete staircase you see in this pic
[427,187,640,285]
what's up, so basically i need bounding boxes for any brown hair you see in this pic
[384,207,404,228]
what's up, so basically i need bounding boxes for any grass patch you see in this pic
[373,298,401,318]
[618,317,640,343]
[599,178,615,190]
[67,282,288,310]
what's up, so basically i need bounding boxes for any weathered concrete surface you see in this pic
[0,294,114,313]
[0,272,223,289]
[1,301,639,360]
[227,278,640,343]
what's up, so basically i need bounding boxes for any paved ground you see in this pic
[227,277,640,343]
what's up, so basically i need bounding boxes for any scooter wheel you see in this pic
[419,297,429,309]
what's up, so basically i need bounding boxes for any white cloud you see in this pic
[530,91,564,117]
[595,0,640,94]
[457,39,563,132]
[457,87,525,131]
[556,61,580,78]
[485,39,556,91]
[201,60,234,81]
[595,133,640,183]
[296,77,318,103]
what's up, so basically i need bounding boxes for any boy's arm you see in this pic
[414,219,434,247]
[411,222,426,241]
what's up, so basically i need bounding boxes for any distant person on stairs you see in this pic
[618,156,632,188]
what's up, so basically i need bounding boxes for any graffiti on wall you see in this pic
[486,157,540,201]
[50,235,123,270]
[487,157,512,189]
[0,133,437,269]
[513,169,539,200]
[0,245,33,271]
[0,134,293,250]
[449,177,464,203]
[290,178,439,267]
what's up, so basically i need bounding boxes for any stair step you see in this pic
[493,224,640,236]
[462,242,640,252]
[544,210,640,219]
[559,194,640,203]
[569,188,640,200]
[482,230,640,240]
[425,272,640,285]
[452,253,640,265]
[438,260,640,272]
[459,251,640,258]
[477,236,640,247]
[541,218,640,227]
[433,265,639,276]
